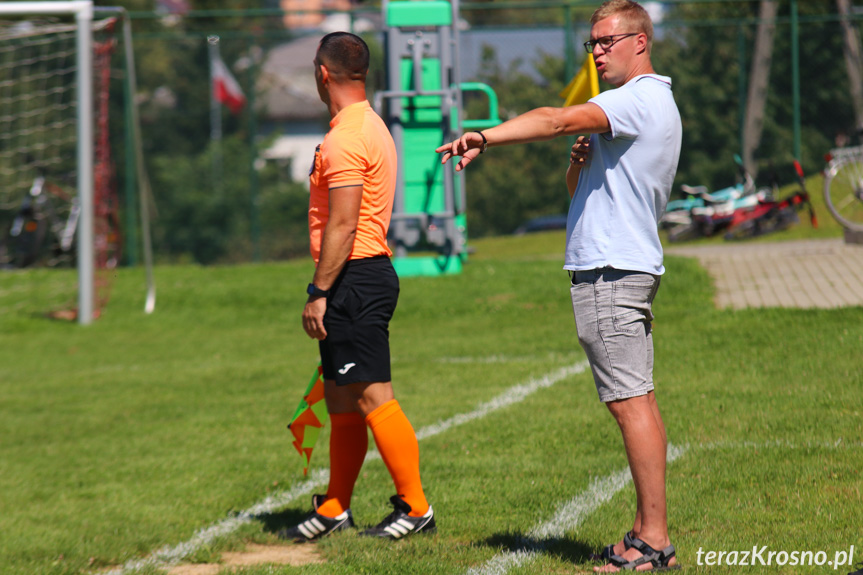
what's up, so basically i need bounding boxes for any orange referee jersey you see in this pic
[308,100,396,264]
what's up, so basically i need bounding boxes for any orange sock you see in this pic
[317,411,368,518]
[366,399,429,517]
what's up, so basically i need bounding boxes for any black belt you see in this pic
[568,266,614,285]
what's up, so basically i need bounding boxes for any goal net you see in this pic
[0,3,120,323]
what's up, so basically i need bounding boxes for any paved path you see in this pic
[665,238,863,310]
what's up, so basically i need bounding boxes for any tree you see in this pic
[149,134,310,264]
[655,0,855,193]
[459,0,594,28]
[98,0,308,264]
[463,47,575,237]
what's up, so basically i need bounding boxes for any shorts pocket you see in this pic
[570,282,596,348]
[330,284,361,318]
[610,277,656,335]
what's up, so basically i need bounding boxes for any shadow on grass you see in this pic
[481,531,596,566]
[254,508,313,535]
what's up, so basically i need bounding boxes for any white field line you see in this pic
[434,354,579,365]
[416,362,591,441]
[467,444,687,575]
[106,360,591,575]
[105,469,331,575]
[437,355,541,364]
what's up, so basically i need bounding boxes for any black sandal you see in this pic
[607,537,680,572]
[591,531,635,561]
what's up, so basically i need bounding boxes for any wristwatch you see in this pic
[306,283,329,298]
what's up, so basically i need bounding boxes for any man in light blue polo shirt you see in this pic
[565,73,680,277]
[438,1,682,571]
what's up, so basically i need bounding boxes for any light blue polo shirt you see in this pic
[564,74,682,275]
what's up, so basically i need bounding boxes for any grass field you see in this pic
[1,186,862,574]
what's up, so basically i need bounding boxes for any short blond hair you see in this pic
[591,0,654,47]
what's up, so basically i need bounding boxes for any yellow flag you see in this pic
[559,54,599,107]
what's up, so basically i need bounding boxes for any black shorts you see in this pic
[319,255,399,386]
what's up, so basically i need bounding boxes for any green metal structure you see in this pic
[376,0,500,277]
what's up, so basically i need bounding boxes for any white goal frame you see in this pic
[0,1,95,324]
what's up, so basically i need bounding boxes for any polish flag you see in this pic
[211,53,246,114]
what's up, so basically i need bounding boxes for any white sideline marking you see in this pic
[416,362,590,441]
[467,444,687,575]
[435,354,579,365]
[106,469,330,575]
[107,360,590,574]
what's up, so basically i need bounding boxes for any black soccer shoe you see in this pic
[360,495,436,540]
[277,494,355,542]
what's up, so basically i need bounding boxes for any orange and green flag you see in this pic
[560,54,599,107]
[287,364,328,475]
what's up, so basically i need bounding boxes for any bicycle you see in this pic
[822,144,863,232]
[1,174,80,268]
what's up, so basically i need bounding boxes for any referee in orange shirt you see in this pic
[279,32,435,542]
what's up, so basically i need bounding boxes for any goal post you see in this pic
[0,2,93,323]
[0,1,158,325]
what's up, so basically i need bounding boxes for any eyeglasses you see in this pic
[583,33,638,54]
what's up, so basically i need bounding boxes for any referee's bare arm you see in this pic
[302,185,362,340]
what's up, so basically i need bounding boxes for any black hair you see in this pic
[317,32,370,80]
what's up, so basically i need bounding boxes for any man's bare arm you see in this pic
[437,103,609,171]
[313,185,362,289]
[302,185,362,340]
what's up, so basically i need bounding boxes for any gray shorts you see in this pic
[569,268,660,403]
